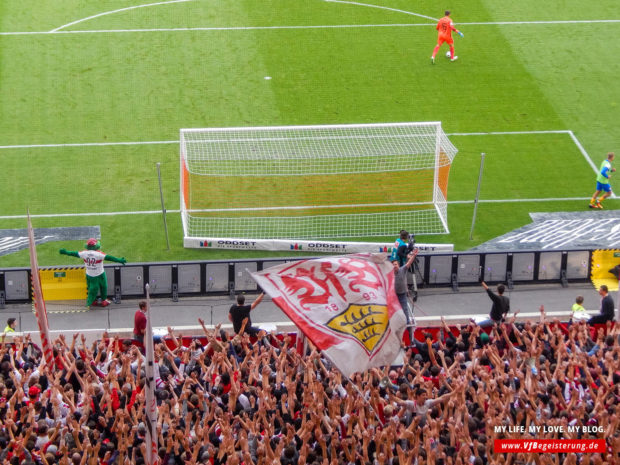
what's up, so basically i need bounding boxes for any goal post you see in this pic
[180,122,457,252]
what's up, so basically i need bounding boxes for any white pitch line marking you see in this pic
[567,130,617,199]
[453,197,595,204]
[0,211,181,220]
[0,130,606,205]
[0,141,178,149]
[447,130,571,136]
[2,20,620,36]
[323,0,437,22]
[50,0,194,33]
[0,197,600,220]
[459,20,620,26]
[1,24,429,36]
[568,130,597,172]
[0,129,575,150]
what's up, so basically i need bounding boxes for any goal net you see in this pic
[180,122,458,250]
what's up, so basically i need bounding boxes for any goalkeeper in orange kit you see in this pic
[431,10,463,64]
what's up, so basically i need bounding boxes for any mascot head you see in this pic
[85,238,101,250]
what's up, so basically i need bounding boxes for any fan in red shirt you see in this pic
[133,300,147,345]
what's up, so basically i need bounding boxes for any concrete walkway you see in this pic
[0,282,609,344]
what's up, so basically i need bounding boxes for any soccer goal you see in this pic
[180,122,458,251]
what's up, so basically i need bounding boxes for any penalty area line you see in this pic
[0,197,597,220]
[0,141,178,149]
[4,19,620,36]
[0,210,181,220]
[449,197,595,204]
[0,129,575,150]
[447,130,570,136]
[567,130,616,198]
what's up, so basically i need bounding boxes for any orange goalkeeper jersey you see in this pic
[437,16,455,39]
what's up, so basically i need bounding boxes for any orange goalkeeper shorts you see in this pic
[437,36,454,46]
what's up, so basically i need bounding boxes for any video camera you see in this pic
[406,232,416,254]
[396,230,416,265]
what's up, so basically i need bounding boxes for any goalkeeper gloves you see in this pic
[59,248,68,255]
[458,31,464,37]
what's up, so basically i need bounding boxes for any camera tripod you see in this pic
[407,257,424,302]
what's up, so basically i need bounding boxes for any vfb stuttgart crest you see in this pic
[326,304,389,354]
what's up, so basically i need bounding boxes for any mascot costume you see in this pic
[59,238,127,308]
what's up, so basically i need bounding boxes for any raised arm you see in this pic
[404,249,419,268]
[59,248,80,258]
[104,254,126,265]
[250,292,265,310]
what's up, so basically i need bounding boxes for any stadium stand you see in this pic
[0,313,617,465]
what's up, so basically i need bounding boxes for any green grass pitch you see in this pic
[1,0,619,267]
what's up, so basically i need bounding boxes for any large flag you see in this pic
[250,253,406,377]
[26,212,54,368]
[143,284,159,465]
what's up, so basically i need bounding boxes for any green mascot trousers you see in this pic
[86,274,108,307]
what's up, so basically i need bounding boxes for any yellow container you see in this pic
[39,268,87,301]
[591,249,620,291]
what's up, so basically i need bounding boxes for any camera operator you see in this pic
[392,248,419,343]
[391,229,419,299]
[390,230,411,266]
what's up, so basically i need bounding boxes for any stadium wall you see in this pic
[0,249,592,307]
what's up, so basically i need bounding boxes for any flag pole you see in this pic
[469,153,485,240]
[26,210,54,369]
[156,163,170,250]
[144,284,159,465]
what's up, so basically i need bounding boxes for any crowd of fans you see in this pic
[0,309,618,465]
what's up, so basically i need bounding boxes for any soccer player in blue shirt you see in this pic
[589,152,615,209]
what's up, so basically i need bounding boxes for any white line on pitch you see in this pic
[0,24,432,35]
[0,197,598,220]
[0,210,181,220]
[322,0,620,28]
[566,130,616,198]
[51,0,193,33]
[459,20,620,26]
[0,141,178,149]
[323,0,437,22]
[448,130,570,136]
[450,197,593,204]
[3,20,620,36]
[0,130,572,149]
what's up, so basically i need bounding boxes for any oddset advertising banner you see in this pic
[251,253,406,377]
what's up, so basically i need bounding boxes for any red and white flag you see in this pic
[251,253,406,377]
[26,213,54,368]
